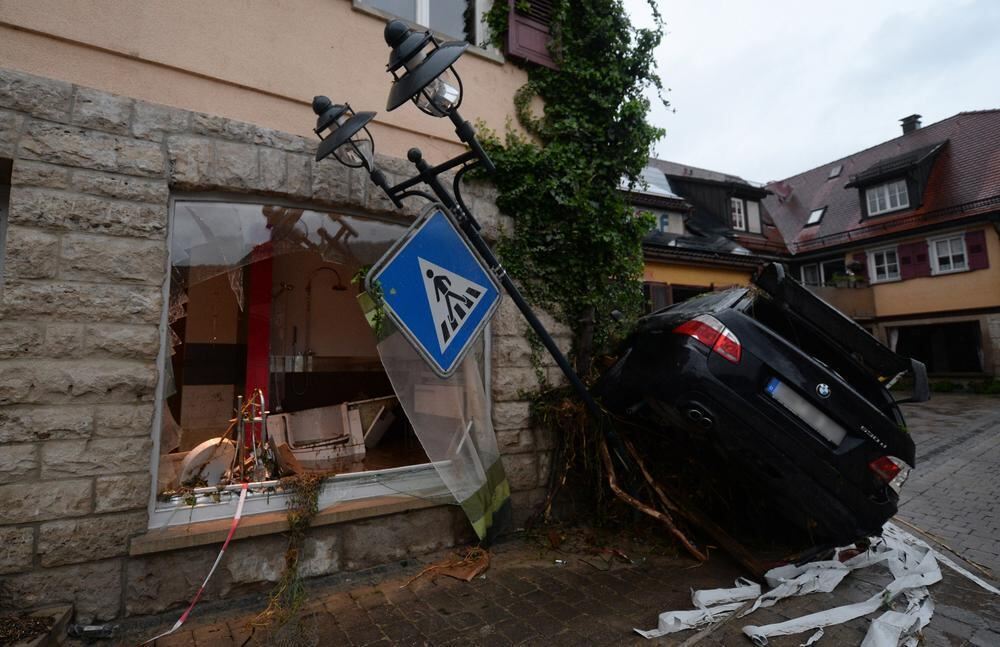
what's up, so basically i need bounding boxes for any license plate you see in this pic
[766,378,847,446]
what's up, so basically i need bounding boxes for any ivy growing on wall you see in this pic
[481,0,666,378]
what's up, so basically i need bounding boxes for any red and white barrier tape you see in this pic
[142,482,249,645]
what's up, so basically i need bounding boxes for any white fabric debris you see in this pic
[634,601,746,639]
[861,594,933,647]
[885,522,1000,595]
[635,521,1000,646]
[633,577,761,638]
[692,577,761,608]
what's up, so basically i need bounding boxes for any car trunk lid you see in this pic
[752,263,929,404]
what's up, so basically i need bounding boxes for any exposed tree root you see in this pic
[620,434,770,577]
[598,435,707,562]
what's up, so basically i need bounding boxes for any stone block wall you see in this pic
[0,68,556,620]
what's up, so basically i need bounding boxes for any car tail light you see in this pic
[673,315,742,364]
[869,456,910,494]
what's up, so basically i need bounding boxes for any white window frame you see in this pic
[355,0,494,50]
[800,263,820,286]
[928,233,969,275]
[867,246,901,283]
[806,207,825,226]
[866,179,910,216]
[730,197,746,231]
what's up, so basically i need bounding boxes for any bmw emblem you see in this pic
[816,383,831,398]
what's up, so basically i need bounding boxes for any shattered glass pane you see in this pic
[158,201,439,501]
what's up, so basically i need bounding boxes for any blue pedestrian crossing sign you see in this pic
[366,206,502,378]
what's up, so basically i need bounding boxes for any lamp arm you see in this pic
[448,109,496,173]
[369,168,403,208]
[396,189,439,202]
[452,161,481,231]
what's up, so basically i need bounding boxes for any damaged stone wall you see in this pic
[0,68,556,620]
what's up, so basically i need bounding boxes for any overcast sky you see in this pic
[623,0,1000,183]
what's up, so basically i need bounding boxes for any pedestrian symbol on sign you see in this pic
[419,257,486,353]
[367,207,501,378]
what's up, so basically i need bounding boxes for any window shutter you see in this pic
[966,229,990,271]
[506,0,557,69]
[898,241,930,280]
[746,201,761,234]
[649,283,670,311]
[851,252,868,281]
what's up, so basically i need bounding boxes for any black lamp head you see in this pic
[312,95,377,170]
[383,19,467,117]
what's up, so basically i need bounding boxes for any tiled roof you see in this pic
[647,158,761,187]
[763,110,1000,254]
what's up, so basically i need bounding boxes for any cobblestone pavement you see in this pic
[898,395,1000,578]
[105,395,1000,646]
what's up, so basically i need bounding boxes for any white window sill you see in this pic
[869,277,901,285]
[867,206,910,217]
[931,266,970,276]
[143,462,452,537]
[133,494,451,556]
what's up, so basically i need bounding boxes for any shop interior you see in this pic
[157,202,430,495]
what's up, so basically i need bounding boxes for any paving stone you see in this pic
[342,622,387,646]
[192,621,233,647]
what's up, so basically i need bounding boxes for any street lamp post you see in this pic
[311,19,626,458]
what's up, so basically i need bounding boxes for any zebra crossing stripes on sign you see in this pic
[418,257,487,353]
[366,207,502,378]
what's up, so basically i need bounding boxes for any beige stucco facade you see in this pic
[0,0,530,161]
[856,226,1000,319]
[643,261,752,288]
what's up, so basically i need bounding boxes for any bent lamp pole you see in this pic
[311,20,629,469]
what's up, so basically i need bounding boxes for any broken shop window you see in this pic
[152,200,487,527]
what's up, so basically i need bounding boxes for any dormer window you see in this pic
[730,197,762,233]
[866,179,909,216]
[730,197,745,230]
[846,141,946,219]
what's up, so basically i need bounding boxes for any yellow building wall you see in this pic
[644,261,752,288]
[855,227,1000,318]
[0,0,530,161]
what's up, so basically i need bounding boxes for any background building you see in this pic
[631,159,785,311]
[764,112,1000,378]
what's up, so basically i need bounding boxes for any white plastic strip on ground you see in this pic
[884,522,1000,595]
[634,601,746,639]
[692,577,762,608]
[634,578,760,638]
[634,521,1000,646]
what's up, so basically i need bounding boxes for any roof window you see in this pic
[806,207,826,226]
[827,165,842,179]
